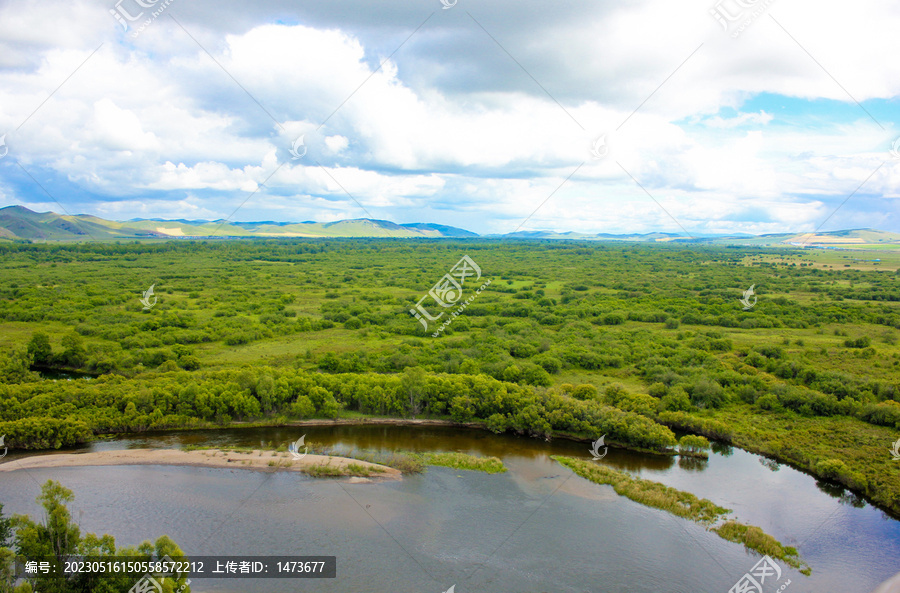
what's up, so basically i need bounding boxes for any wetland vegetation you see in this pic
[0,239,897,519]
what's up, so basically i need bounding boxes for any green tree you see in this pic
[26,333,52,366]
[0,349,34,385]
[678,435,711,458]
[11,481,190,593]
[571,384,598,401]
[0,504,11,549]
[59,334,85,368]
[400,367,426,417]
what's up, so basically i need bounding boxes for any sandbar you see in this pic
[0,448,401,481]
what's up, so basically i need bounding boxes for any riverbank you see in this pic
[7,409,895,516]
[0,448,402,481]
[89,414,896,516]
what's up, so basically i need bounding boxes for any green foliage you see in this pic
[26,333,52,366]
[815,458,849,480]
[714,521,809,574]
[0,240,899,512]
[659,386,693,412]
[844,336,871,348]
[485,413,509,434]
[571,384,598,401]
[553,456,729,525]
[555,457,809,574]
[0,418,92,450]
[421,452,507,474]
[7,481,190,593]
[657,411,734,442]
[678,434,711,458]
[0,505,12,549]
[59,333,85,368]
[688,378,727,409]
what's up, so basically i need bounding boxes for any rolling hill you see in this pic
[1,205,899,248]
[0,206,477,240]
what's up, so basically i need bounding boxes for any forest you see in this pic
[0,239,898,515]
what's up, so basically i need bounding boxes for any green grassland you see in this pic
[0,239,898,516]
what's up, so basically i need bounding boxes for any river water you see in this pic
[0,425,897,592]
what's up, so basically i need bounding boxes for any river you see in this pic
[0,424,897,592]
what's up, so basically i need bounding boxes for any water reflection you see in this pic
[711,441,734,456]
[30,366,99,380]
[1,423,898,593]
[759,457,781,472]
[677,456,708,472]
[815,479,867,509]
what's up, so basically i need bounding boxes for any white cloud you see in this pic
[0,0,898,233]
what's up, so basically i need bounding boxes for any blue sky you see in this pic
[0,0,898,234]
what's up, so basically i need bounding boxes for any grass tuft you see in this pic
[421,452,507,474]
[552,455,810,574]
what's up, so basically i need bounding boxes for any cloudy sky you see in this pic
[0,0,898,235]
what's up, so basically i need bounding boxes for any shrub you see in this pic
[485,413,509,434]
[678,434,710,457]
[657,411,733,441]
[571,384,599,401]
[601,312,626,325]
[659,387,692,412]
[521,364,551,386]
[756,393,780,411]
[689,378,726,409]
[735,384,759,404]
[648,382,668,398]
[178,355,201,371]
[815,458,849,480]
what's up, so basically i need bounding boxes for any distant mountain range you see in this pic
[2,205,899,248]
[0,206,477,240]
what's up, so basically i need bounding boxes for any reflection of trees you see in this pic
[815,480,867,508]
[606,455,676,472]
[710,441,733,457]
[677,456,708,472]
[759,457,781,472]
[155,424,687,471]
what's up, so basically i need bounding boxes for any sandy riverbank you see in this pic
[0,448,402,481]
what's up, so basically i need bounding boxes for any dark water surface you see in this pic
[1,425,897,592]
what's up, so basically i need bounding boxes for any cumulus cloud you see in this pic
[0,0,897,233]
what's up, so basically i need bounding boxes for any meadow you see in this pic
[0,238,898,516]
